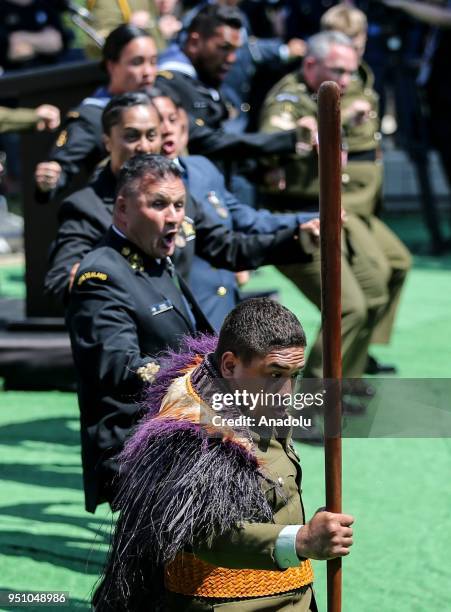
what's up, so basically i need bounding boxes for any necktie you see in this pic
[166,258,197,330]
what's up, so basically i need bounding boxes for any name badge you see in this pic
[151,300,173,316]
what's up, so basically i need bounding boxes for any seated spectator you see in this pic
[0,0,70,71]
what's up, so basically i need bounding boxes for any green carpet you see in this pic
[1,215,451,611]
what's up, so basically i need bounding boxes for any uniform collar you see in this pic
[105,227,163,274]
[158,45,197,79]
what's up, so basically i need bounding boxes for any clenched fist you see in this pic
[296,510,354,560]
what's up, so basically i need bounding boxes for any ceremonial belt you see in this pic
[164,552,314,598]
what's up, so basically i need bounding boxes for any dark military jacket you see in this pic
[66,227,213,512]
[37,91,109,202]
[155,50,298,161]
[45,160,312,302]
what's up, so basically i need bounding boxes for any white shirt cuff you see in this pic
[274,524,303,569]
[279,44,290,62]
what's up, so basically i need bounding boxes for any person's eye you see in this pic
[151,200,165,209]
[271,372,282,379]
[174,201,184,209]
[124,131,139,142]
[131,57,144,66]
[147,131,156,140]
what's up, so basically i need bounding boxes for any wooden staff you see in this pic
[318,81,343,612]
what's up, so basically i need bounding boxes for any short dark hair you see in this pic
[145,85,183,109]
[102,92,156,135]
[102,24,152,68]
[116,154,183,197]
[187,5,242,38]
[215,298,307,365]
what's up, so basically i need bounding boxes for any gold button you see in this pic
[241,103,250,112]
[195,118,205,127]
[341,173,350,184]
[277,476,284,485]
[374,131,382,141]
[217,286,227,296]
[369,110,377,119]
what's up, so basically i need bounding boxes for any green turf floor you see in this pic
[1,215,451,611]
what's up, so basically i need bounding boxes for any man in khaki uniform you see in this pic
[259,30,409,379]
[93,298,354,611]
[321,4,411,354]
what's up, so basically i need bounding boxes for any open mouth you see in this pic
[161,139,176,156]
[161,229,177,251]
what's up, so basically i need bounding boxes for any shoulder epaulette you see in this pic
[275,93,300,103]
[81,97,110,109]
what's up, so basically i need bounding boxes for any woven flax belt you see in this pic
[165,552,314,598]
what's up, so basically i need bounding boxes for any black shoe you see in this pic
[365,355,397,375]
[341,397,367,416]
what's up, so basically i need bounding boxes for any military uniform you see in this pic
[45,158,313,309]
[259,71,395,377]
[0,107,42,133]
[342,61,411,344]
[84,0,165,58]
[67,227,212,512]
[184,155,314,330]
[166,432,317,611]
[156,48,298,163]
[37,88,110,202]
[93,346,318,611]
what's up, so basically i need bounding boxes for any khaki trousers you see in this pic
[278,213,389,378]
[165,585,318,611]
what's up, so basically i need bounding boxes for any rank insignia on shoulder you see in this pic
[56,129,68,147]
[77,271,108,286]
[121,247,144,271]
[136,361,160,383]
[275,93,299,103]
[66,111,80,119]
[181,218,196,241]
[195,118,205,127]
[158,70,174,80]
[150,299,173,315]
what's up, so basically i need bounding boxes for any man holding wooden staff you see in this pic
[93,298,354,611]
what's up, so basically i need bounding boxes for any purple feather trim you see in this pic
[141,333,218,416]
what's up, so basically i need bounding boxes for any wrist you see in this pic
[295,523,309,559]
